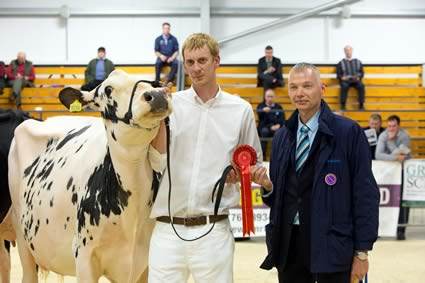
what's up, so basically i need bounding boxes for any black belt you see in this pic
[156,215,228,227]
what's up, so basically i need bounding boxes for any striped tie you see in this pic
[295,125,310,174]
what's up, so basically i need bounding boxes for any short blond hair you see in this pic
[182,33,219,59]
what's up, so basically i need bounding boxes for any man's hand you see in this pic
[16,73,23,78]
[160,55,167,62]
[167,57,174,64]
[263,106,271,113]
[267,66,276,73]
[396,154,407,162]
[271,124,281,131]
[341,76,349,81]
[250,165,272,192]
[350,257,368,283]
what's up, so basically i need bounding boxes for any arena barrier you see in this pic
[230,160,425,238]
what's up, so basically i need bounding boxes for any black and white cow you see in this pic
[4,70,171,282]
[0,109,32,283]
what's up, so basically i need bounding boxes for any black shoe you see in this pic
[359,104,365,111]
[397,233,406,240]
[341,104,346,111]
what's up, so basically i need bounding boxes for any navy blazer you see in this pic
[261,101,379,273]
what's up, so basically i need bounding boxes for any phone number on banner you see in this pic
[229,208,270,238]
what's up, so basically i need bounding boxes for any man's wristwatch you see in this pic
[354,250,368,261]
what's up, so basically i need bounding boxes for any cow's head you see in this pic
[59,70,172,131]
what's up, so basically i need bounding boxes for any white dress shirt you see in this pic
[150,86,262,218]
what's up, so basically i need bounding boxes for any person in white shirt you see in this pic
[148,33,262,283]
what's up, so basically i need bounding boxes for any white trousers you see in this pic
[148,219,235,283]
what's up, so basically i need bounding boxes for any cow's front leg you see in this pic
[0,240,11,283]
[75,247,101,283]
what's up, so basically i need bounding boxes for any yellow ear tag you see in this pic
[69,100,83,113]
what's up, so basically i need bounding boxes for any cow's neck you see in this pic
[104,122,158,215]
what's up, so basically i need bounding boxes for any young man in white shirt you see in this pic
[149,33,262,282]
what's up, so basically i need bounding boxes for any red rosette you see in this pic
[233,145,257,236]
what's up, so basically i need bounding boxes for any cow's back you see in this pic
[9,116,108,275]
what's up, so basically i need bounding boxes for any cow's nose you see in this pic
[143,90,168,113]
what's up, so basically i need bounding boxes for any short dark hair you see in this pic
[265,45,273,50]
[387,115,400,125]
[163,22,170,27]
[97,47,106,53]
[370,113,382,121]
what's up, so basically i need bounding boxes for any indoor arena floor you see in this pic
[9,227,425,283]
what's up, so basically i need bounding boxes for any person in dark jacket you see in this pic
[0,61,6,94]
[6,52,36,109]
[336,45,365,110]
[81,47,115,91]
[154,22,179,83]
[257,45,284,90]
[251,63,379,283]
[257,88,285,157]
[364,113,385,160]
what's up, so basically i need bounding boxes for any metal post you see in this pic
[200,0,210,33]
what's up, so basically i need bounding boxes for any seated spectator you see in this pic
[81,47,115,91]
[375,114,411,240]
[154,22,179,83]
[7,52,35,110]
[0,61,5,94]
[257,88,285,156]
[364,113,385,159]
[257,46,284,90]
[337,45,365,110]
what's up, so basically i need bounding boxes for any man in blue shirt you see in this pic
[154,22,179,83]
[81,47,115,91]
[251,63,379,283]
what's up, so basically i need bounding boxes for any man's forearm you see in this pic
[155,51,163,58]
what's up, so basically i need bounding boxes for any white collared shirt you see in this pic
[150,86,262,218]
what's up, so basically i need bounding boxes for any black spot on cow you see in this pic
[46,218,49,225]
[75,248,78,258]
[77,149,131,233]
[66,216,70,222]
[34,222,39,236]
[30,243,35,251]
[24,157,40,177]
[47,181,53,191]
[89,236,93,241]
[101,102,119,124]
[56,125,91,150]
[72,185,76,193]
[72,193,78,205]
[36,160,54,182]
[50,198,54,207]
[60,158,67,168]
[75,144,84,153]
[64,224,67,230]
[58,157,63,163]
[38,200,42,206]
[82,238,86,246]
[67,177,73,191]
[111,130,117,142]
[94,102,100,108]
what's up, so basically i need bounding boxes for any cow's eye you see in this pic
[105,86,113,96]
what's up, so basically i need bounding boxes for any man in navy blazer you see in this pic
[251,63,379,283]
[257,45,284,90]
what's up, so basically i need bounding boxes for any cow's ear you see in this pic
[59,87,88,109]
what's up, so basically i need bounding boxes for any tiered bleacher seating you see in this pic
[185,64,425,158]
[1,64,423,158]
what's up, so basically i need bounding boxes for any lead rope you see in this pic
[165,117,233,241]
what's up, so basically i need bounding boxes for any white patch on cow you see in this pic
[7,71,171,282]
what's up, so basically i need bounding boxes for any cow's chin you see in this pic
[132,111,169,130]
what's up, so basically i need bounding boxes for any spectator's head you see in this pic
[344,45,353,59]
[182,33,220,87]
[162,22,171,36]
[368,114,382,132]
[97,47,106,59]
[288,63,325,119]
[17,52,26,64]
[265,45,273,60]
[264,88,275,105]
[387,115,401,136]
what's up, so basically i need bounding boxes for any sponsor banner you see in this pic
[230,161,402,237]
[403,159,425,207]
